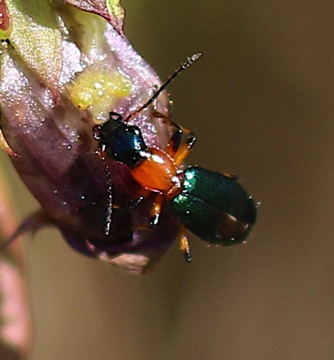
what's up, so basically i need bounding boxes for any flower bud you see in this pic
[0,0,180,274]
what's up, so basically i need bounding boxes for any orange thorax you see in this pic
[131,148,181,195]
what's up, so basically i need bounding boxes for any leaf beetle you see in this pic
[93,54,257,261]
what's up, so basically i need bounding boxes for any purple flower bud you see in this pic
[0,0,180,274]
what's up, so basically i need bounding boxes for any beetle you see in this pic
[93,54,257,261]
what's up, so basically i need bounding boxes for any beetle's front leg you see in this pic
[151,110,196,164]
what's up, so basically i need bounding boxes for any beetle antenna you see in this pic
[125,52,202,122]
[104,164,113,236]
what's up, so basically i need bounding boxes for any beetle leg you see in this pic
[128,188,151,210]
[173,127,196,166]
[117,187,163,228]
[151,110,196,161]
[179,225,192,262]
[166,127,182,156]
[129,189,164,228]
[151,110,183,155]
[128,193,164,229]
[223,172,238,181]
[150,194,164,227]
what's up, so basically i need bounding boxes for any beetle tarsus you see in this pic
[150,214,160,227]
[129,196,144,210]
[180,229,192,262]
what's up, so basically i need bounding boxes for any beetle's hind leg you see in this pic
[179,224,192,262]
[223,172,238,181]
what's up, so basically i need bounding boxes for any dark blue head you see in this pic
[94,112,148,168]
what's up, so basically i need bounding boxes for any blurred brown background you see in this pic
[2,1,334,359]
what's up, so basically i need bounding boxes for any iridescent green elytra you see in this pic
[169,166,257,245]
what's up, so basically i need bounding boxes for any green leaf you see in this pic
[6,0,62,95]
